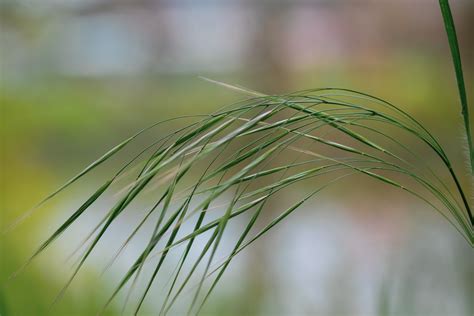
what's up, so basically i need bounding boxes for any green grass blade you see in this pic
[439,0,473,175]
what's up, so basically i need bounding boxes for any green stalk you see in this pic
[438,0,473,173]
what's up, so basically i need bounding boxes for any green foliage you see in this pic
[9,0,472,315]
[15,86,473,314]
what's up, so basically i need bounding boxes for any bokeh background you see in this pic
[1,0,474,315]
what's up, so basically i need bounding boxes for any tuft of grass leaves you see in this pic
[15,85,474,314]
[8,0,473,315]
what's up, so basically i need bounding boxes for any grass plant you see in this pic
[7,0,473,314]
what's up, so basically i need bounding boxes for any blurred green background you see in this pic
[1,1,474,315]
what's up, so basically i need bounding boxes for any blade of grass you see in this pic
[439,0,473,174]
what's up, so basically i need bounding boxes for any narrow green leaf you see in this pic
[439,0,473,175]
